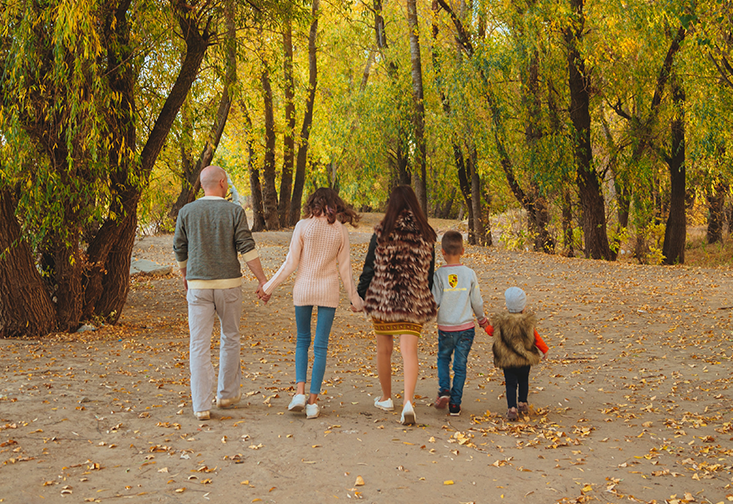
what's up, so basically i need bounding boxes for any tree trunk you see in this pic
[279,21,295,226]
[430,1,467,226]
[468,145,488,245]
[169,93,196,218]
[241,100,266,232]
[561,186,575,257]
[168,2,237,222]
[565,0,611,260]
[662,71,686,265]
[289,0,320,226]
[455,144,474,241]
[86,2,211,321]
[0,188,57,337]
[260,63,281,230]
[707,181,728,244]
[407,0,428,214]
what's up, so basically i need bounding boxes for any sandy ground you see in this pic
[1,215,732,504]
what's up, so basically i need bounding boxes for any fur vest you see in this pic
[491,312,542,369]
[362,210,437,324]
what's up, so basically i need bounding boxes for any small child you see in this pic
[431,231,489,416]
[486,287,548,421]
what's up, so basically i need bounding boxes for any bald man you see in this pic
[173,165,269,420]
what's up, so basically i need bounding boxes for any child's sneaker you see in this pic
[449,403,461,416]
[518,402,529,415]
[506,407,518,421]
[434,390,450,409]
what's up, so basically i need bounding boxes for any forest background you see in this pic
[1,0,733,338]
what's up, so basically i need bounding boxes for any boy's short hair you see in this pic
[441,230,463,255]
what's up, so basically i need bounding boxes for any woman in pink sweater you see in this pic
[261,188,364,419]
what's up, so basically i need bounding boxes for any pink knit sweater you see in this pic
[262,216,364,309]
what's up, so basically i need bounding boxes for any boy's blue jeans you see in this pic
[294,305,336,395]
[437,328,475,406]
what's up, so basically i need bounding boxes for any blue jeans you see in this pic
[437,328,475,406]
[294,305,336,395]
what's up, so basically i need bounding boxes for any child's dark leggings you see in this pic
[503,365,531,409]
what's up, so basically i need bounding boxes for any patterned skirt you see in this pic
[371,319,423,338]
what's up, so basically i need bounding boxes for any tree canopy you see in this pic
[2,0,733,336]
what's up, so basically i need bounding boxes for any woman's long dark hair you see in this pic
[380,185,436,242]
[302,187,360,226]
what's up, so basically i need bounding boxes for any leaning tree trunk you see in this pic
[278,20,295,226]
[289,0,320,226]
[662,71,686,265]
[0,188,57,337]
[260,62,281,230]
[167,4,236,222]
[85,3,211,321]
[407,0,428,214]
[565,0,611,260]
[707,180,728,244]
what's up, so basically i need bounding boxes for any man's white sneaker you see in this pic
[216,391,242,409]
[374,396,394,411]
[305,402,320,419]
[400,401,416,425]
[288,394,307,412]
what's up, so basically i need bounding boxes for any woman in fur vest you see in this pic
[489,287,548,421]
[357,185,437,425]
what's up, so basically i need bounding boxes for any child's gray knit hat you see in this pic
[505,287,526,313]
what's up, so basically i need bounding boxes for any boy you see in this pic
[432,230,489,416]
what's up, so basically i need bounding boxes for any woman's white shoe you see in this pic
[400,401,416,425]
[374,396,394,411]
[288,394,306,412]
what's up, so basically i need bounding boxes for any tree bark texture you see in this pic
[662,71,686,265]
[0,189,57,337]
[706,181,728,244]
[279,21,295,226]
[565,0,611,260]
[289,0,320,226]
[407,0,428,214]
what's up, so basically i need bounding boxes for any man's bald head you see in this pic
[200,165,227,197]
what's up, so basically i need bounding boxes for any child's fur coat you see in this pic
[491,312,542,368]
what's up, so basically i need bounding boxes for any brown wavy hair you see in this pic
[302,187,360,227]
[380,185,437,243]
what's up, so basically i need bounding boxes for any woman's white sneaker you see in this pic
[288,394,306,412]
[400,401,416,425]
[374,396,394,411]
[305,402,320,419]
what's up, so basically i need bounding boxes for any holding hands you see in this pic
[256,283,271,304]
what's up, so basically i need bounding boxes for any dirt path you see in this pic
[1,218,732,504]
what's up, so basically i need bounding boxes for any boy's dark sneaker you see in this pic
[506,408,518,421]
[518,402,529,415]
[434,390,450,409]
[449,403,461,416]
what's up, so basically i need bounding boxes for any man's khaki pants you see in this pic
[186,287,242,413]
